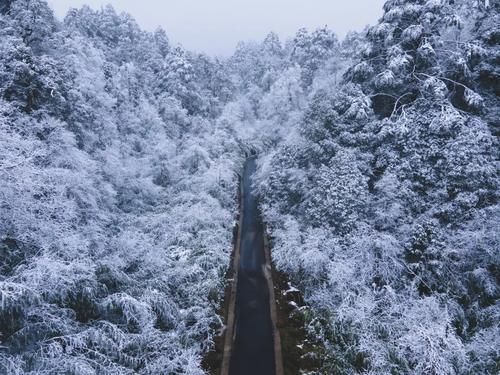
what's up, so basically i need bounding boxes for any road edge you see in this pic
[263,223,285,375]
[220,175,244,375]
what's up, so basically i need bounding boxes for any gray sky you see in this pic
[47,0,385,56]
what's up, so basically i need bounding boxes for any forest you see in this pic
[0,0,498,374]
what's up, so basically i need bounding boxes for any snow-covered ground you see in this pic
[0,0,498,374]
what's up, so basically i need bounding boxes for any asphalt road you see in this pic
[229,157,276,375]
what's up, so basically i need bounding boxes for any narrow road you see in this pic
[229,157,276,375]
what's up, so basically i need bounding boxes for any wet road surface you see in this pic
[229,157,275,375]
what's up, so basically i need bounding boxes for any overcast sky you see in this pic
[47,0,385,56]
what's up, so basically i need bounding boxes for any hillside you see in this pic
[0,1,498,374]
